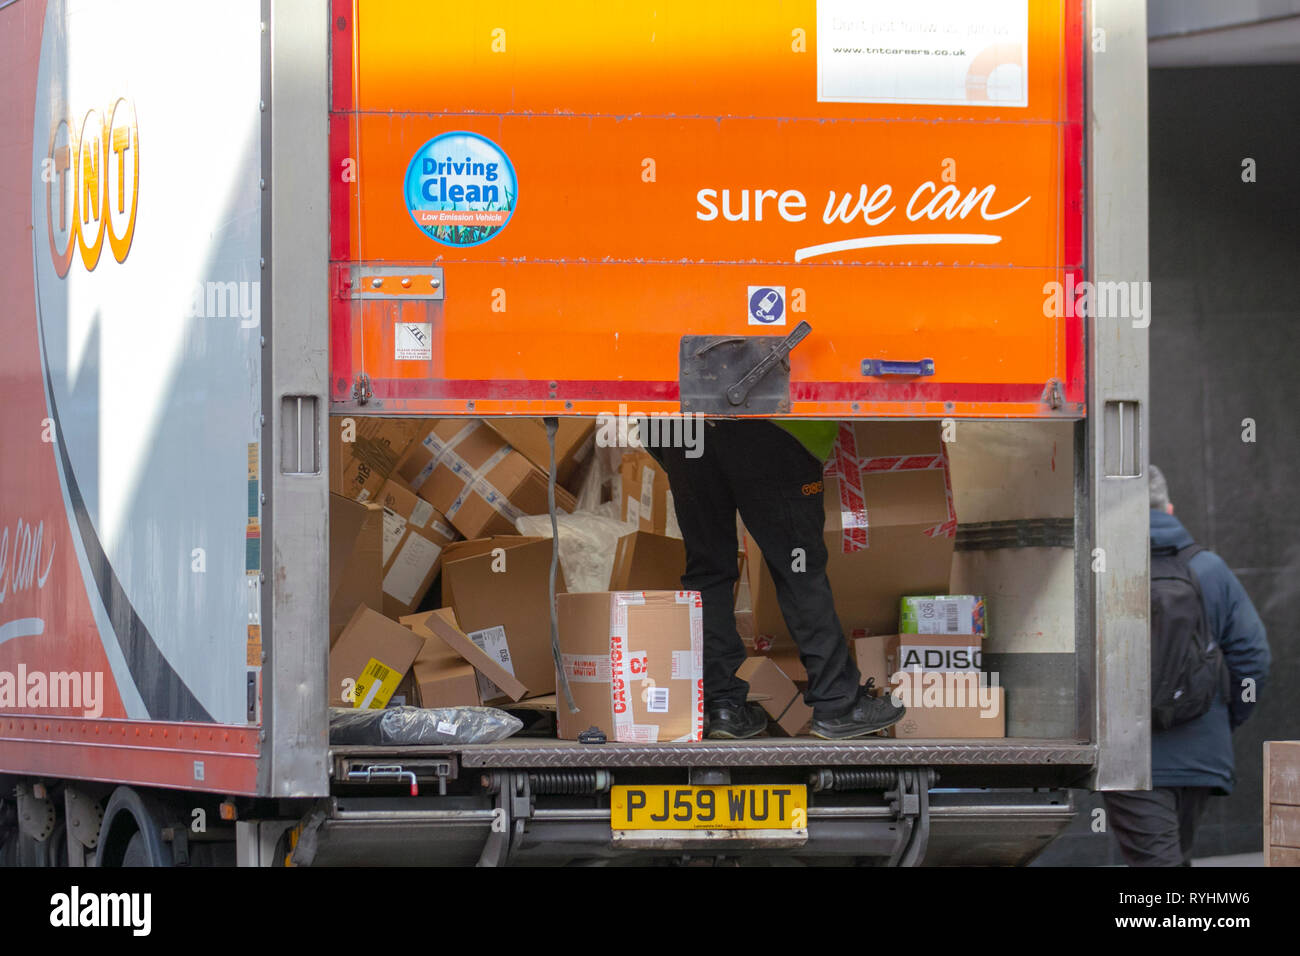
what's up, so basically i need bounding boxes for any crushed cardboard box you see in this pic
[377,478,459,618]
[328,605,425,708]
[483,417,596,488]
[400,608,487,708]
[329,494,385,647]
[403,607,527,703]
[330,416,432,502]
[439,536,566,698]
[748,421,955,652]
[397,419,576,539]
[556,591,704,742]
[736,656,812,736]
[608,531,686,591]
[619,450,673,535]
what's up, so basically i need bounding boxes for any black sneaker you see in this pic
[705,701,769,740]
[809,685,905,740]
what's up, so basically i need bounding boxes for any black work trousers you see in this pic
[1101,787,1213,866]
[652,419,861,719]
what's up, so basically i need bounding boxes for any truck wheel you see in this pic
[121,831,151,867]
[96,787,171,867]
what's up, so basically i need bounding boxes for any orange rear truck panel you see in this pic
[329,0,1085,419]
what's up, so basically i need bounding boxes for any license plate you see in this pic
[611,785,807,831]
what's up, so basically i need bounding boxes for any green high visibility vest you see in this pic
[773,420,839,462]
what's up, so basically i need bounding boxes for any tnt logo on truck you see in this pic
[43,98,139,277]
[403,132,516,248]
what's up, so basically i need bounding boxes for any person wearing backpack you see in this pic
[1101,465,1271,866]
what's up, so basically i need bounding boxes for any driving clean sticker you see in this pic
[404,131,518,247]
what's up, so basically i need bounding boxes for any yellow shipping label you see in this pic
[352,657,402,709]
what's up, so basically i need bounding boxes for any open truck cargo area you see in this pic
[0,0,1154,867]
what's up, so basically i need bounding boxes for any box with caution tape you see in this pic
[397,419,577,539]
[747,421,956,653]
[556,591,704,742]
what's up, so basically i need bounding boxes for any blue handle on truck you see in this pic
[860,358,936,377]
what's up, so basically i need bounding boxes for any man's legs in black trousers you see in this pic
[654,420,861,718]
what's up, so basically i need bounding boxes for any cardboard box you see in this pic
[401,609,482,708]
[884,634,984,675]
[556,591,704,742]
[853,632,892,688]
[899,594,987,637]
[328,605,425,707]
[736,656,812,736]
[619,450,672,534]
[608,531,686,591]
[439,537,566,698]
[888,671,1005,738]
[484,417,596,488]
[330,416,431,502]
[329,494,385,647]
[376,479,459,618]
[404,608,528,702]
[397,419,576,539]
[748,422,955,652]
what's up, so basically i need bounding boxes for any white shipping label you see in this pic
[409,497,435,529]
[469,625,515,701]
[639,465,655,528]
[619,723,661,743]
[395,322,433,361]
[817,0,1029,108]
[671,650,694,680]
[913,596,977,634]
[430,518,456,541]
[841,509,870,530]
[664,489,681,539]
[625,496,641,527]
[562,654,611,683]
[645,685,670,714]
[381,533,442,606]
[436,720,460,736]
[381,509,408,565]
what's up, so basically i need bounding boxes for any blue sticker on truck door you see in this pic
[403,132,517,247]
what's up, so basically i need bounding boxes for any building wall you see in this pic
[1034,64,1300,866]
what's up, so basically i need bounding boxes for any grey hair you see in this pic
[1149,464,1171,510]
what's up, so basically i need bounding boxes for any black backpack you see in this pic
[1150,543,1227,731]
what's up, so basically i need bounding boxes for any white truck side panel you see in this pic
[29,0,264,724]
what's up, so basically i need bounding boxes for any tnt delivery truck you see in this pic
[0,0,1152,865]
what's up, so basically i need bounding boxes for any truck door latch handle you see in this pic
[860,357,935,377]
[726,320,812,406]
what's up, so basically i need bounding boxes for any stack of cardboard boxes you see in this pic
[737,422,1005,740]
[854,595,1004,738]
[328,417,597,713]
[327,415,1003,743]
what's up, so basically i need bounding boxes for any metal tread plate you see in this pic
[333,739,1096,769]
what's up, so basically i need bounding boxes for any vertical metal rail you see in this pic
[261,0,331,797]
[1086,0,1152,789]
